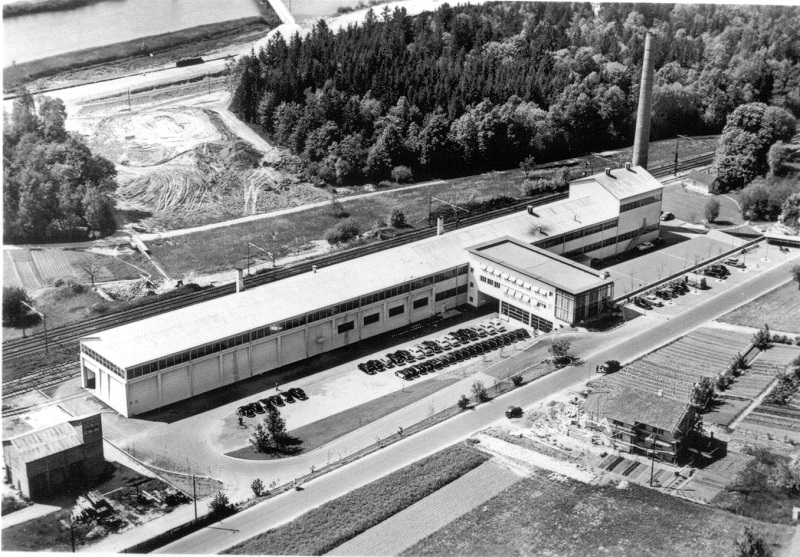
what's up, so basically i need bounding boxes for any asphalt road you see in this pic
[159,254,799,555]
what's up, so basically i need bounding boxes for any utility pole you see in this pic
[649,435,656,487]
[192,474,198,522]
[127,87,131,111]
[673,136,680,175]
[427,193,432,227]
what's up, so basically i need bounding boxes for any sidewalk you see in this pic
[0,502,60,529]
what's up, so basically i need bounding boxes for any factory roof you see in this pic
[6,422,83,464]
[468,237,610,294]
[84,168,658,370]
[572,164,662,200]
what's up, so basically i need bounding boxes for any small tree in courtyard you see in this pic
[704,197,720,223]
[266,405,288,447]
[250,422,271,453]
[549,338,571,363]
[733,526,771,557]
[752,326,772,350]
[458,394,470,410]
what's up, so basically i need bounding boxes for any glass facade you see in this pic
[554,283,613,323]
[500,301,553,332]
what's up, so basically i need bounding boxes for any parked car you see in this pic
[399,349,415,361]
[633,297,652,310]
[444,334,461,347]
[237,406,249,417]
[437,337,452,350]
[505,406,523,418]
[395,370,411,380]
[637,241,655,251]
[469,326,488,338]
[432,359,444,370]
[598,360,621,374]
[378,358,395,369]
[269,394,285,407]
[253,402,266,414]
[516,329,531,339]
[260,398,274,410]
[489,318,507,332]
[723,257,744,268]
[644,294,663,307]
[289,387,308,401]
[423,341,443,353]
[453,350,465,362]
[655,290,672,300]
[660,211,675,221]
[243,406,256,418]
[709,264,730,275]
[414,345,433,357]
[280,391,296,404]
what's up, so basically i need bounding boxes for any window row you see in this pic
[539,219,618,248]
[620,194,661,213]
[434,284,468,302]
[479,275,501,288]
[81,345,125,378]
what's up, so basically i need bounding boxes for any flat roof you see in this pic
[572,165,662,200]
[468,236,610,294]
[86,168,659,370]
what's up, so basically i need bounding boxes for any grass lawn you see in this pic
[719,282,800,334]
[225,443,489,556]
[402,472,794,557]
[227,377,460,460]
[662,183,743,226]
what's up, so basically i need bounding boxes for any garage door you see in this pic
[192,357,221,395]
[161,366,191,406]
[128,376,160,415]
[222,352,238,385]
[251,338,278,375]
[281,329,307,366]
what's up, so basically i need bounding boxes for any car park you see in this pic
[269,394,285,407]
[289,387,308,401]
[505,406,523,418]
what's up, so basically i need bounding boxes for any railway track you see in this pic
[2,361,82,399]
[1,151,715,386]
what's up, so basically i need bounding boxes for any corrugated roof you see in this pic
[468,236,609,293]
[572,165,662,199]
[586,386,690,432]
[685,169,718,186]
[9,422,83,463]
[86,168,652,370]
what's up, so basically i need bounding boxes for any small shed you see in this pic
[684,169,721,195]
[3,414,105,500]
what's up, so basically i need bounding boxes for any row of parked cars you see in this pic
[633,262,732,310]
[355,319,531,381]
[237,387,308,418]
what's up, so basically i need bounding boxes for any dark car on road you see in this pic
[506,406,523,418]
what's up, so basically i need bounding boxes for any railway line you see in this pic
[1,151,715,392]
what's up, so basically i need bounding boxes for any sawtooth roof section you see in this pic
[572,165,662,200]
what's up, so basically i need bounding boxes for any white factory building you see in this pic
[80,165,662,417]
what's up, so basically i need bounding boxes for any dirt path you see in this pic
[326,459,520,557]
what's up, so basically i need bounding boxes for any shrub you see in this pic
[471,381,488,403]
[733,526,771,557]
[328,198,348,218]
[511,375,523,387]
[389,208,407,228]
[548,338,571,362]
[2,286,32,327]
[457,394,470,410]
[704,197,720,223]
[251,478,265,497]
[390,165,413,183]
[209,491,234,516]
[752,327,772,350]
[324,218,361,244]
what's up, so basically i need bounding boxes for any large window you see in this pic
[388,304,405,317]
[363,313,380,326]
[337,321,355,334]
[413,297,429,309]
[620,194,661,212]
[554,289,576,323]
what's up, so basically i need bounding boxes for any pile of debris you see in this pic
[100,277,159,301]
[70,490,124,531]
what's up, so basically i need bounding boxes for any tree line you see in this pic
[229,2,800,186]
[3,92,118,243]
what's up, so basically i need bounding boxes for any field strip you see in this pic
[326,459,519,557]
[728,376,780,430]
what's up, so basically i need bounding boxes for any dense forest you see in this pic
[230,1,800,186]
[3,93,117,243]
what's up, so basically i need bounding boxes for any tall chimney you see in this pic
[632,33,656,169]
[235,268,244,293]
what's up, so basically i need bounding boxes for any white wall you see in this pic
[251,337,279,375]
